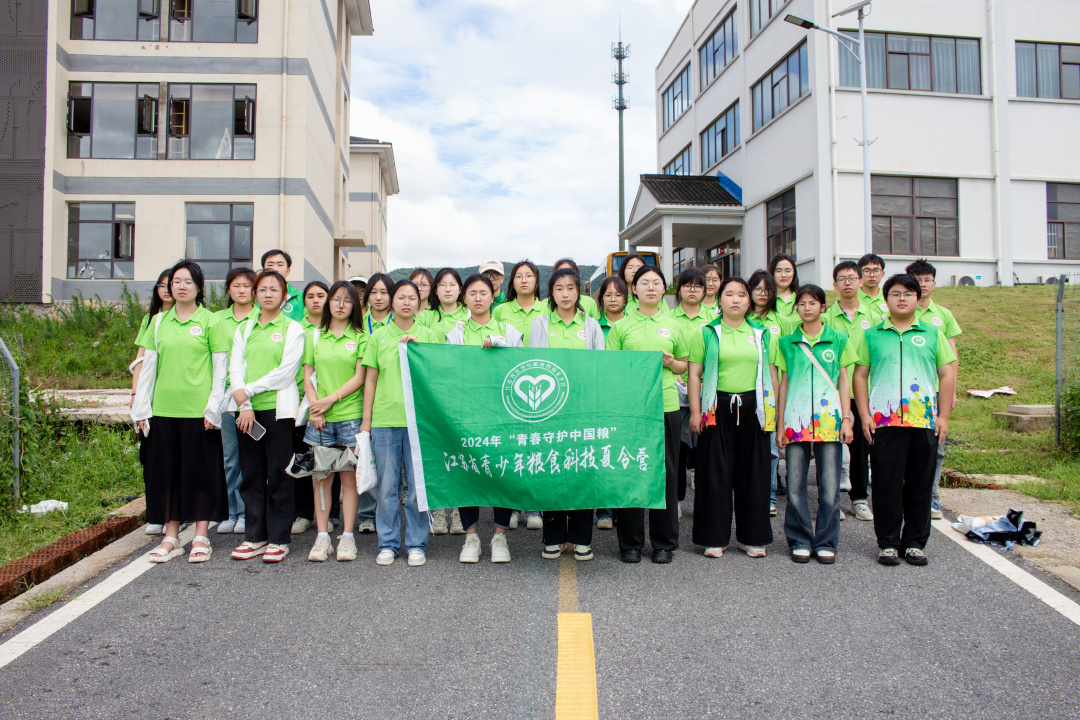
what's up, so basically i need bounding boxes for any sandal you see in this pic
[188,535,213,563]
[148,536,184,563]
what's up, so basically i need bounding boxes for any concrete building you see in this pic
[623,0,1080,287]
[0,0,394,303]
[339,135,398,281]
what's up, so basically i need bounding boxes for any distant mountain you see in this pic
[389,262,601,294]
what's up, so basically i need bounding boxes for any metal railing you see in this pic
[0,336,19,504]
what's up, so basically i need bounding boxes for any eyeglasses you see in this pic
[795,302,821,310]
[602,292,625,301]
[751,287,771,295]
[887,291,918,300]
[637,280,665,289]
[436,282,459,290]
[172,280,195,288]
[465,289,490,299]
[862,268,884,276]
[835,276,861,285]
[682,284,705,292]
[156,283,168,289]
[331,297,352,307]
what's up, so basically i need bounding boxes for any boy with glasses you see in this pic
[824,261,878,522]
[906,259,962,520]
[857,254,889,318]
[852,274,956,566]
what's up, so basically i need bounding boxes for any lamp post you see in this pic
[786,0,873,255]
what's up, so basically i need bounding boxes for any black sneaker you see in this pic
[904,547,929,566]
[878,547,901,566]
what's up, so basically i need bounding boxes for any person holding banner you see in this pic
[552,258,601,320]
[688,277,778,559]
[619,253,647,315]
[418,268,468,341]
[447,273,525,562]
[360,279,439,567]
[606,265,687,564]
[302,281,368,562]
[530,267,604,561]
[775,284,856,564]
[594,274,628,531]
[227,270,306,563]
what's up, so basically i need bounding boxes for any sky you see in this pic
[348,0,695,270]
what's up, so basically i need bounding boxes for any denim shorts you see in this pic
[304,418,362,447]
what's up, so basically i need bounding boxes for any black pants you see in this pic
[459,506,513,531]
[693,392,773,548]
[617,410,681,552]
[678,441,696,502]
[145,417,227,524]
[869,426,938,550]
[238,412,295,545]
[848,403,871,502]
[543,510,594,546]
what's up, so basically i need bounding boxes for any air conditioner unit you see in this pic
[1046,276,1059,286]
[958,276,976,287]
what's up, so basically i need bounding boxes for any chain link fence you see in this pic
[0,334,22,505]
[1055,274,1080,451]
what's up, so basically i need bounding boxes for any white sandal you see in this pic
[148,536,184,563]
[188,535,212,563]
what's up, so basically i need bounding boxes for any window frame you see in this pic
[663,145,692,176]
[184,203,254,279]
[1016,41,1080,100]
[699,6,739,92]
[870,175,960,257]
[167,82,256,160]
[167,0,259,43]
[67,202,136,280]
[66,81,160,159]
[700,100,740,171]
[1047,183,1080,259]
[673,247,695,274]
[70,0,162,41]
[661,64,692,132]
[840,31,982,95]
[749,0,791,38]
[766,188,796,261]
[751,41,809,132]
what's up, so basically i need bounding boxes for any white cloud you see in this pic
[350,0,693,270]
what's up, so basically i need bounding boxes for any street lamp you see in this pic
[786,0,873,255]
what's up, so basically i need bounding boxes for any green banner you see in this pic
[401,344,666,512]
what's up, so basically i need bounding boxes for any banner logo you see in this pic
[822,349,835,362]
[502,359,570,423]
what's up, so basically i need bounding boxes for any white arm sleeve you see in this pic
[204,351,228,427]
[244,322,304,398]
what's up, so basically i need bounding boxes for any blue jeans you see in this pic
[784,442,842,552]
[769,431,779,507]
[930,439,946,505]
[220,411,245,521]
[372,427,428,554]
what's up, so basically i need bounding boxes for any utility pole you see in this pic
[612,33,630,250]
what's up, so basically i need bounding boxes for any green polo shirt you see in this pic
[606,308,689,412]
[242,312,301,412]
[823,300,880,397]
[598,313,623,342]
[303,326,367,422]
[138,306,229,418]
[493,298,546,347]
[460,316,516,346]
[702,299,721,318]
[491,291,506,311]
[749,309,795,342]
[689,317,771,394]
[543,311,589,349]
[853,316,957,430]
[419,304,468,342]
[578,295,601,321]
[776,292,797,319]
[776,324,858,443]
[362,310,393,336]
[215,306,257,391]
[858,287,889,318]
[915,299,962,339]
[669,304,713,382]
[361,320,439,427]
[134,314,151,347]
[280,284,305,322]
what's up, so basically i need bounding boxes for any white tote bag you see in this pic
[354,430,379,495]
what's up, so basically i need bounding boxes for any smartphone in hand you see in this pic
[248,420,267,441]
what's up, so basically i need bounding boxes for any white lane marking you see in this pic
[933,519,1080,628]
[0,524,199,670]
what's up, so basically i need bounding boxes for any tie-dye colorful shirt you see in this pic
[775,325,859,442]
[853,316,956,430]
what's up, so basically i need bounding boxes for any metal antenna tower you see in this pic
[612,29,630,250]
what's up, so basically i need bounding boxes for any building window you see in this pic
[663,146,692,176]
[1048,183,1080,259]
[839,32,981,95]
[168,0,258,42]
[71,0,162,40]
[766,188,796,260]
[661,64,691,132]
[750,0,789,38]
[752,42,809,132]
[1017,42,1080,100]
[185,203,253,279]
[67,82,159,159]
[167,84,256,160]
[701,100,740,170]
[700,7,738,90]
[673,247,695,274]
[871,176,958,256]
[67,203,135,280]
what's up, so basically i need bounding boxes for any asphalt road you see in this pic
[2,483,1079,720]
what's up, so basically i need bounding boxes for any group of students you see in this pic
[128,248,960,568]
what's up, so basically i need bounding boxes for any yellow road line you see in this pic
[555,553,598,720]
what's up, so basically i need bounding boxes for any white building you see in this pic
[0,0,396,303]
[623,0,1080,287]
[339,135,398,281]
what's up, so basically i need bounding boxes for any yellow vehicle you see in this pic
[585,251,659,294]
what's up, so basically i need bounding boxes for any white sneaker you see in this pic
[459,534,481,563]
[508,511,519,529]
[431,510,448,535]
[852,500,874,521]
[232,518,245,534]
[291,517,312,534]
[738,543,766,558]
[678,502,683,519]
[596,514,613,530]
[449,509,465,534]
[525,514,543,530]
[327,519,335,534]
[308,534,332,562]
[145,523,164,535]
[490,534,511,563]
[358,521,376,534]
[216,518,236,534]
[407,549,427,566]
[839,508,846,521]
[704,546,724,558]
[573,545,593,561]
[336,534,357,561]
[375,549,396,565]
